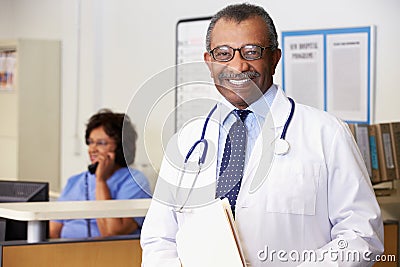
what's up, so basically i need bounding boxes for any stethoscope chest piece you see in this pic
[274,97,295,156]
[275,138,290,155]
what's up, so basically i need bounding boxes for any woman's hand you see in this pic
[95,151,117,182]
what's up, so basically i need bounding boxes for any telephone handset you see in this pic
[87,147,123,174]
[88,162,99,174]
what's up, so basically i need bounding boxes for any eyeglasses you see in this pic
[209,44,272,62]
[86,139,114,148]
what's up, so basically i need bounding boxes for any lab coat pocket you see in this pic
[266,161,321,215]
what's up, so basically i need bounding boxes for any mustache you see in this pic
[218,71,260,79]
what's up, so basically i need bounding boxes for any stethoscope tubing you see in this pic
[280,97,295,140]
[175,97,295,212]
[184,104,217,164]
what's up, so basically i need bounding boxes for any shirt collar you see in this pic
[249,84,276,120]
[217,84,277,123]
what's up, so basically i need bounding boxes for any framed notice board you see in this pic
[282,26,375,124]
[175,17,220,131]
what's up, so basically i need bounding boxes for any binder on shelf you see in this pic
[354,124,372,178]
[368,125,381,183]
[390,122,400,179]
[176,198,245,267]
[375,123,396,181]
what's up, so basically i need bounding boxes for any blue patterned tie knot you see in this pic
[234,109,251,122]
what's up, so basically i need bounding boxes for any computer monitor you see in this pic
[0,180,49,241]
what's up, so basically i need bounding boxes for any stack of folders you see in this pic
[348,122,400,185]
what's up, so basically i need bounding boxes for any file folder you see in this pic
[390,122,400,179]
[376,123,396,181]
[176,198,245,267]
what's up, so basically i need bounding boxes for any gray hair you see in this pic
[205,3,279,52]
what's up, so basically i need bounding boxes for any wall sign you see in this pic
[282,26,375,124]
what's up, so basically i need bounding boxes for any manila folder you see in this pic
[176,198,245,267]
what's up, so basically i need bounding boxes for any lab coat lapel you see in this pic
[239,87,293,201]
[201,104,221,185]
[270,86,293,129]
[177,103,221,207]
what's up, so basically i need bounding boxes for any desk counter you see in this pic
[0,199,152,242]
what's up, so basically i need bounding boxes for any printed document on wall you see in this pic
[326,32,369,122]
[283,35,324,110]
[282,26,374,124]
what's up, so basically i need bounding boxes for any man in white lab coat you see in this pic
[141,3,383,266]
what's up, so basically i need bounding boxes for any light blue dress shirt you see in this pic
[54,167,151,238]
[217,85,277,176]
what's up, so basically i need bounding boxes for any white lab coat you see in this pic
[141,87,384,267]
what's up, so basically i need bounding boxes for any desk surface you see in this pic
[0,199,152,221]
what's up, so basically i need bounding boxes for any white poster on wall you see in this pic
[176,17,223,131]
[283,35,324,110]
[326,33,369,122]
[282,27,374,124]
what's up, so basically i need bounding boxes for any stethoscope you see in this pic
[174,97,295,212]
[274,97,295,155]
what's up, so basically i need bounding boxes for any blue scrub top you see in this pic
[54,167,151,238]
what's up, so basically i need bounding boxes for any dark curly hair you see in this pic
[85,109,137,167]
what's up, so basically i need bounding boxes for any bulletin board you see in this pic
[175,17,218,132]
[282,26,375,124]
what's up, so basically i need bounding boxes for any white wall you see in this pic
[0,0,399,191]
